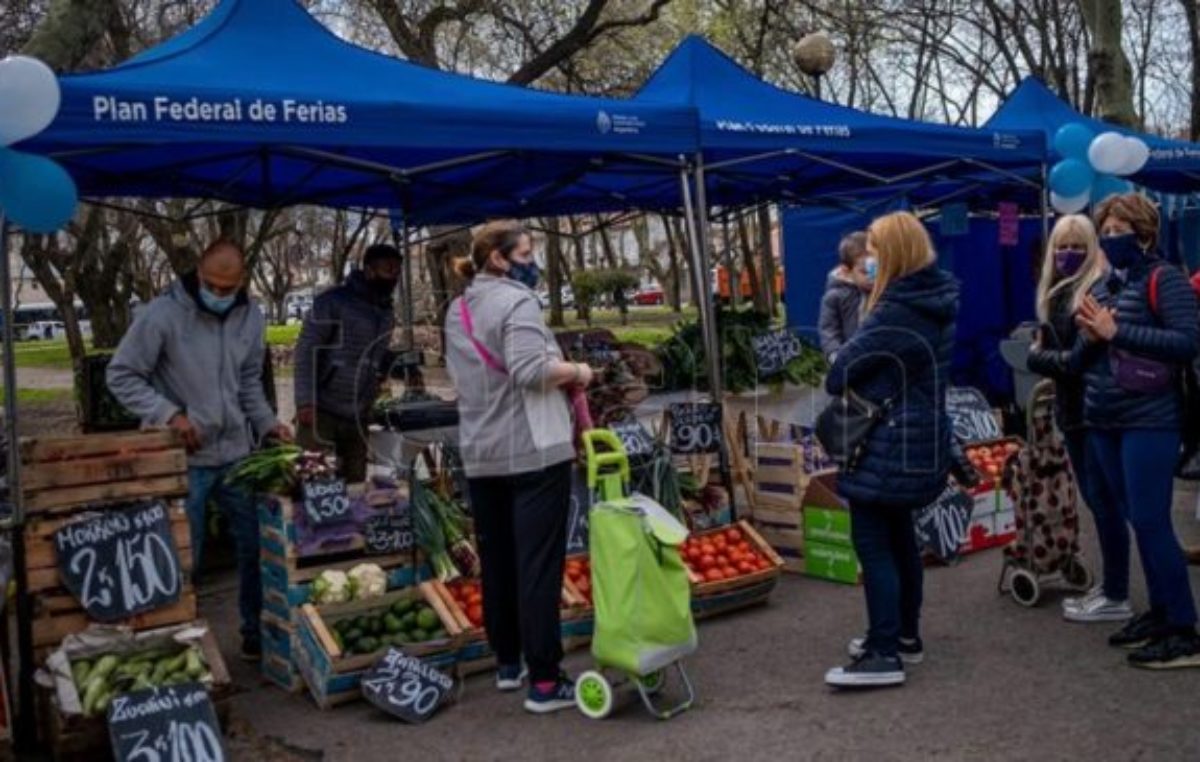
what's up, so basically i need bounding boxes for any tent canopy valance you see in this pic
[633,36,1047,209]
[985,77,1200,194]
[20,0,699,224]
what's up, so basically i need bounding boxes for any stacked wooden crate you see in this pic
[19,431,196,663]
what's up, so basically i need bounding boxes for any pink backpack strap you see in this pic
[460,297,508,375]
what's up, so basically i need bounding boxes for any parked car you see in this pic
[632,286,665,306]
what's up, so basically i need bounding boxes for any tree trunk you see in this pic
[660,215,683,312]
[670,217,694,308]
[737,213,768,314]
[1078,0,1139,126]
[1183,0,1200,140]
[756,205,777,318]
[595,216,620,268]
[544,218,566,328]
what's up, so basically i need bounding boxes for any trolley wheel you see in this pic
[1062,558,1093,591]
[576,671,614,720]
[638,669,666,697]
[1009,568,1041,607]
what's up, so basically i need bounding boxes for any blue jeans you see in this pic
[186,465,262,642]
[1067,430,1131,601]
[1086,429,1197,627]
[850,501,924,658]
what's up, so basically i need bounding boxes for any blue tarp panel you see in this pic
[635,37,1046,208]
[986,77,1200,195]
[782,207,1040,402]
[21,0,698,222]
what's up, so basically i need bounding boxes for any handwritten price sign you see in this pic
[301,478,351,527]
[361,648,454,723]
[668,403,722,455]
[54,501,183,622]
[108,683,226,762]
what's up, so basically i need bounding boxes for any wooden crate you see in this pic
[20,430,187,515]
[751,443,832,516]
[260,610,303,693]
[257,489,408,562]
[294,584,460,709]
[753,525,805,574]
[259,549,428,624]
[691,576,778,621]
[436,578,584,646]
[685,520,785,597]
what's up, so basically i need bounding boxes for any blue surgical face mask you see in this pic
[507,260,540,290]
[200,284,237,315]
[863,257,879,282]
[1100,232,1144,270]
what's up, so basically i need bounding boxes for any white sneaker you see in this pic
[1062,595,1134,623]
[825,653,906,688]
[1062,585,1104,614]
[495,664,528,692]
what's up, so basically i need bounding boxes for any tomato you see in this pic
[721,565,737,578]
[699,554,716,571]
[736,542,751,555]
[700,542,716,556]
[575,576,590,593]
[467,604,484,626]
[726,528,742,543]
[738,561,755,574]
[712,536,727,551]
[705,568,724,582]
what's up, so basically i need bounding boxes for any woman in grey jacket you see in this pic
[444,220,593,713]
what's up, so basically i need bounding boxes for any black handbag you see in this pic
[815,389,890,472]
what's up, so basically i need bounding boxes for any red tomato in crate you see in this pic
[705,569,724,582]
[726,528,743,543]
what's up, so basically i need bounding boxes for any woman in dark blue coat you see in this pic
[1074,193,1200,670]
[823,211,959,689]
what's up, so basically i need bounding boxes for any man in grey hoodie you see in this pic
[107,240,290,660]
[818,231,872,360]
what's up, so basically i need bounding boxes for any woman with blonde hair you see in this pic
[1073,193,1199,669]
[823,211,959,688]
[1026,215,1129,623]
[444,220,594,711]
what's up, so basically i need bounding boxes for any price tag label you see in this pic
[668,403,721,454]
[54,500,183,622]
[946,386,1003,444]
[361,648,454,723]
[752,329,804,378]
[108,683,226,762]
[609,420,656,460]
[912,482,974,563]
[301,478,351,527]
[364,509,414,555]
[566,467,591,555]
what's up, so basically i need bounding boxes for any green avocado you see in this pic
[416,609,439,631]
[408,628,428,643]
[383,614,402,634]
[390,599,415,618]
[400,611,418,629]
[343,628,363,644]
[356,636,380,654]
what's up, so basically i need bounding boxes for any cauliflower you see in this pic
[347,563,387,600]
[310,569,351,604]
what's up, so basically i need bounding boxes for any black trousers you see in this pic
[468,460,572,682]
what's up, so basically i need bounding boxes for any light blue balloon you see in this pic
[1053,123,1094,161]
[0,146,78,233]
[1049,158,1094,198]
[1091,173,1132,204]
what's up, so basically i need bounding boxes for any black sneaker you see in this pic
[496,663,528,692]
[825,652,905,688]
[524,674,575,714]
[240,637,262,662]
[848,636,924,665]
[1128,630,1200,670]
[1109,611,1171,649]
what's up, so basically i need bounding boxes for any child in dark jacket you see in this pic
[1074,193,1200,670]
[823,211,959,689]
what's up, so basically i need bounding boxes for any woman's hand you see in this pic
[1076,295,1117,342]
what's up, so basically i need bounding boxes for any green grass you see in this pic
[551,306,694,347]
[0,387,74,404]
[266,324,301,345]
[10,339,83,370]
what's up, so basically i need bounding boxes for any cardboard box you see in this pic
[803,540,862,585]
[801,473,851,547]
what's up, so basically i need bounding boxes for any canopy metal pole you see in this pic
[1040,162,1050,245]
[0,215,34,750]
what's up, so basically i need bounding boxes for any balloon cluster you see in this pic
[0,55,78,233]
[1048,123,1149,214]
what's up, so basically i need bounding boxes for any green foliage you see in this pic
[571,268,641,317]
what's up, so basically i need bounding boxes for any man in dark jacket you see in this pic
[295,245,401,482]
[818,231,871,360]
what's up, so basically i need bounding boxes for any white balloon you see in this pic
[1112,136,1150,176]
[1088,131,1127,174]
[0,55,60,145]
[1051,190,1090,214]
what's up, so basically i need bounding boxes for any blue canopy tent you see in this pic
[634,37,1048,210]
[20,0,700,225]
[986,77,1200,194]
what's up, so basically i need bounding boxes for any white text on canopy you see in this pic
[92,96,349,124]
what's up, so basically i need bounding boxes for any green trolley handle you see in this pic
[582,429,630,503]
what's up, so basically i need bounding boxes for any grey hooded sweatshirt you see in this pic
[818,268,865,359]
[107,273,279,468]
[444,274,574,478]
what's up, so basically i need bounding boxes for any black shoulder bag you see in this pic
[815,389,890,473]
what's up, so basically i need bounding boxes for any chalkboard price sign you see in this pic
[108,683,226,762]
[912,483,974,563]
[668,403,722,455]
[54,500,183,622]
[361,648,454,724]
[946,386,1002,444]
[364,508,414,556]
[566,468,591,555]
[301,478,351,527]
[752,329,804,378]
[609,419,656,460]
